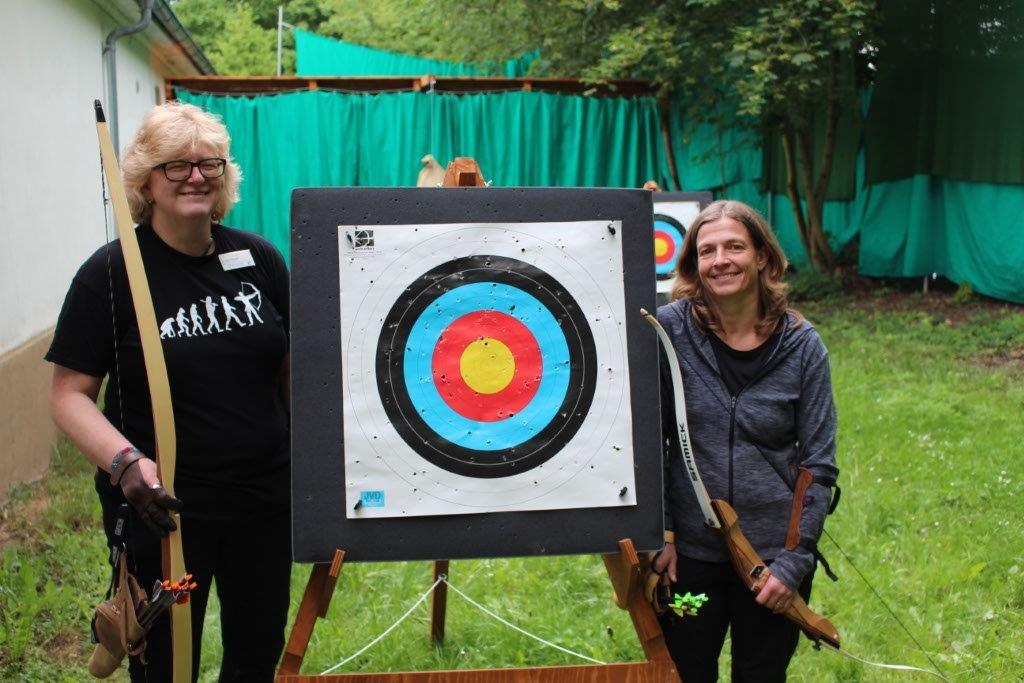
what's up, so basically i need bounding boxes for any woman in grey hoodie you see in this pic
[652,200,839,682]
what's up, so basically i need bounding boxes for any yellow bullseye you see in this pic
[654,236,669,258]
[460,337,515,394]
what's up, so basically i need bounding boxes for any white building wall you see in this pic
[0,0,167,354]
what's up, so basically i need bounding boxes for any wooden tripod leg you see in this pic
[277,549,346,677]
[602,539,674,664]
[430,560,450,646]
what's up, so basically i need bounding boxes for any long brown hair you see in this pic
[670,199,802,334]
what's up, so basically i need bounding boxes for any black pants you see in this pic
[657,556,814,683]
[100,498,292,683]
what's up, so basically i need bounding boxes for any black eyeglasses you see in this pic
[153,158,226,181]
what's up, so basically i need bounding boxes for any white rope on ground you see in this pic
[819,641,950,681]
[441,577,606,665]
[320,573,605,674]
[320,576,444,674]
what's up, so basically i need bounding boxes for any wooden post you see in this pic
[430,560,450,646]
[278,549,346,677]
[442,158,487,187]
[602,539,674,663]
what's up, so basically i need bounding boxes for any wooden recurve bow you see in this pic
[94,101,192,682]
[641,309,840,649]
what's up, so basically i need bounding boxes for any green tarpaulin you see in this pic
[664,90,1024,303]
[866,0,1024,186]
[176,88,670,259]
[295,28,538,77]
[177,5,1024,308]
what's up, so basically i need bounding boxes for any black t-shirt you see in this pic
[708,327,780,397]
[46,224,290,520]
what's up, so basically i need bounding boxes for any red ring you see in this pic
[654,230,677,265]
[432,311,542,422]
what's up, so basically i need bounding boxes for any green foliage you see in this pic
[0,443,106,681]
[953,281,977,304]
[5,299,1024,680]
[173,0,278,75]
[787,267,845,302]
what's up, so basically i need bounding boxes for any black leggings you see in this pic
[657,555,814,683]
[100,497,292,683]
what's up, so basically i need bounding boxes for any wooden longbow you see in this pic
[94,100,191,683]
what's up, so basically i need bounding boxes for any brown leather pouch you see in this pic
[88,552,148,678]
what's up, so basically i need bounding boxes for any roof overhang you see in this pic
[96,0,215,76]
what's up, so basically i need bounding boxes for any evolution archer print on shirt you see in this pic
[159,282,265,340]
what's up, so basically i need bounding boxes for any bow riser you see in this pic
[710,498,840,649]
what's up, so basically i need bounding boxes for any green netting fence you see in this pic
[294,28,538,77]
[176,88,670,259]
[176,0,1024,305]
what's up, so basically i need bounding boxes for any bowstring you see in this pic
[818,641,949,681]
[820,528,949,680]
[98,150,129,466]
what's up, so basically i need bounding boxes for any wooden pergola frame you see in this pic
[164,75,659,101]
[162,76,681,188]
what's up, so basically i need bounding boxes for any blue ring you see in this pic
[403,282,571,451]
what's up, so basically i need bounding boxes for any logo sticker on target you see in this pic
[339,222,635,518]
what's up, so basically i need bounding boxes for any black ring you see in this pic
[376,255,597,478]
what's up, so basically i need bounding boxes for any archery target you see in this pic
[340,222,635,518]
[652,199,702,294]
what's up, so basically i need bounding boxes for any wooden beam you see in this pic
[165,76,657,99]
[278,549,347,677]
[276,661,678,682]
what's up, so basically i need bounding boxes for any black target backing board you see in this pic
[291,187,661,563]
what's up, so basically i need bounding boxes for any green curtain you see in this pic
[176,88,671,259]
[857,176,1024,303]
[866,0,1024,186]
[295,28,538,77]
[666,103,762,191]
[732,156,1024,304]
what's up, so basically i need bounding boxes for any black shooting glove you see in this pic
[119,462,183,536]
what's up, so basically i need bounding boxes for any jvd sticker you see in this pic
[359,490,385,508]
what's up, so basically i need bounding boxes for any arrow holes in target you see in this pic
[376,255,597,478]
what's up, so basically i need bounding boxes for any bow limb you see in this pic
[95,101,192,683]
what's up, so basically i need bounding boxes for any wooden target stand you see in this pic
[276,159,679,682]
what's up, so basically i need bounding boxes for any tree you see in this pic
[432,0,877,272]
[172,0,331,74]
[586,0,876,271]
[172,0,275,75]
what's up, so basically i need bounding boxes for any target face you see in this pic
[340,222,635,518]
[377,256,597,478]
[653,214,685,280]
[652,199,703,294]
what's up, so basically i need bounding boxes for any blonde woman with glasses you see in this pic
[48,102,291,682]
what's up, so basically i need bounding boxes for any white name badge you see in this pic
[219,249,256,271]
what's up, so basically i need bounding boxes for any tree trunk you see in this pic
[780,124,812,260]
[794,127,836,271]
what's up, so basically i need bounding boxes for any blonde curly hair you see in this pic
[121,102,241,224]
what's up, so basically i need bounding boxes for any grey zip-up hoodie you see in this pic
[658,299,839,590]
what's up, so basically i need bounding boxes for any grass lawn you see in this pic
[2,289,1022,681]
